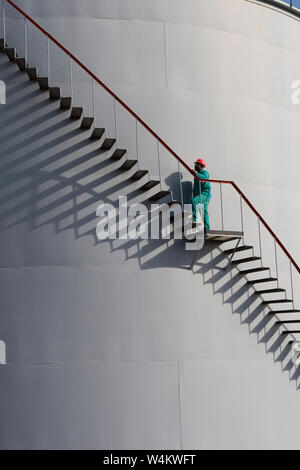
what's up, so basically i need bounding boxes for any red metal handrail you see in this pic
[4,0,300,273]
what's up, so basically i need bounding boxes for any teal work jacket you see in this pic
[193,169,211,198]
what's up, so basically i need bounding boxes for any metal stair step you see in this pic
[256,288,286,294]
[212,236,242,243]
[119,159,137,171]
[276,320,300,325]
[247,277,277,285]
[80,117,94,129]
[101,138,116,151]
[282,330,300,335]
[139,180,160,191]
[60,97,72,110]
[5,47,16,61]
[26,67,38,81]
[268,310,300,315]
[241,267,270,274]
[16,57,27,71]
[49,87,61,100]
[231,256,261,265]
[206,230,243,238]
[110,148,126,160]
[169,200,182,207]
[223,245,253,254]
[90,128,105,140]
[37,77,49,90]
[130,170,148,181]
[70,107,83,120]
[0,38,7,52]
[150,190,171,202]
[262,299,293,305]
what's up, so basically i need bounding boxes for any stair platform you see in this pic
[187,229,244,266]
[205,230,244,243]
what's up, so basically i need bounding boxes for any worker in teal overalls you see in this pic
[192,158,211,230]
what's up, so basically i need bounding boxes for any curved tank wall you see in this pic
[5,0,300,256]
[0,0,299,449]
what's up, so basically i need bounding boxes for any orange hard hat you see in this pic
[194,158,207,167]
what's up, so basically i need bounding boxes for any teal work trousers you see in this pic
[192,192,211,230]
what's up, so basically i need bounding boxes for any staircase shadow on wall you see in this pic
[192,246,300,391]
[0,54,299,389]
[0,54,190,267]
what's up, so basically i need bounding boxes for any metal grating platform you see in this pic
[205,230,244,242]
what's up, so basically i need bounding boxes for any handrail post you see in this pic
[3,0,6,45]
[258,219,263,266]
[47,35,50,83]
[91,76,95,124]
[219,182,224,231]
[177,160,183,206]
[290,261,295,309]
[135,120,140,170]
[239,195,244,234]
[24,17,27,63]
[274,240,279,288]
[156,141,162,191]
[69,55,73,102]
[113,98,117,141]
